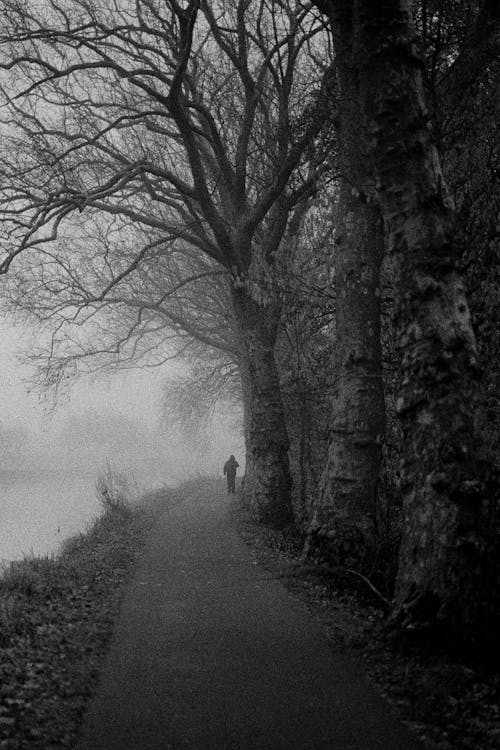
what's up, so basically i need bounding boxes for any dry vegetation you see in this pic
[0,488,164,749]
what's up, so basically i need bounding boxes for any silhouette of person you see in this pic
[223,454,239,494]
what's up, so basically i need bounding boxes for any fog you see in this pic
[0,322,243,562]
[1,405,242,485]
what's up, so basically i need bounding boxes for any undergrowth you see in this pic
[0,490,162,749]
[230,497,500,750]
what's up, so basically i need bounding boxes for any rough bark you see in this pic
[232,285,293,528]
[355,0,500,641]
[308,3,386,564]
[239,361,256,502]
[282,383,330,525]
[310,196,385,560]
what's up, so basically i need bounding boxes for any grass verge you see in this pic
[0,491,165,750]
[230,498,500,750]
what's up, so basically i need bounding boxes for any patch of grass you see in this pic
[0,491,165,749]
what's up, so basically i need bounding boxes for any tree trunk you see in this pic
[239,359,256,502]
[356,0,500,641]
[309,4,386,565]
[310,197,385,561]
[232,285,293,528]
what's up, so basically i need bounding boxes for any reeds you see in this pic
[95,459,139,515]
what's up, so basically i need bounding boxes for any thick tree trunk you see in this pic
[309,5,386,564]
[356,0,500,641]
[239,360,256,501]
[310,197,385,560]
[232,285,293,528]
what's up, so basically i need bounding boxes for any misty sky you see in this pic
[0,320,243,486]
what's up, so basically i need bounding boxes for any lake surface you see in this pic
[0,470,101,563]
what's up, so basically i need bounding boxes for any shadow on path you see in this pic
[76,480,424,750]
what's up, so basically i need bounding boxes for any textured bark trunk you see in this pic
[239,359,256,503]
[311,197,385,558]
[309,4,386,564]
[232,285,293,528]
[356,0,500,640]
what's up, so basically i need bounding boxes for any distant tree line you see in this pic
[0,0,498,649]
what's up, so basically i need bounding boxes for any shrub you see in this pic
[95,459,138,515]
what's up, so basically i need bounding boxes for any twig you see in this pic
[344,567,390,608]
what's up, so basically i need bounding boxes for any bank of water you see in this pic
[0,469,101,563]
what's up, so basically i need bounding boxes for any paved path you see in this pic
[76,481,423,750]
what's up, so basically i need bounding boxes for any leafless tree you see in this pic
[313,0,500,645]
[304,1,386,565]
[0,0,332,526]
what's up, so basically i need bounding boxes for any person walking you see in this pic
[223,455,239,494]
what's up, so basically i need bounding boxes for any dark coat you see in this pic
[223,456,239,476]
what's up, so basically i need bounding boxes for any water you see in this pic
[0,470,101,563]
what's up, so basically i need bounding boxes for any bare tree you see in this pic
[274,183,337,522]
[314,0,500,644]
[0,0,331,526]
[3,217,236,384]
[162,354,242,440]
[304,1,386,565]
